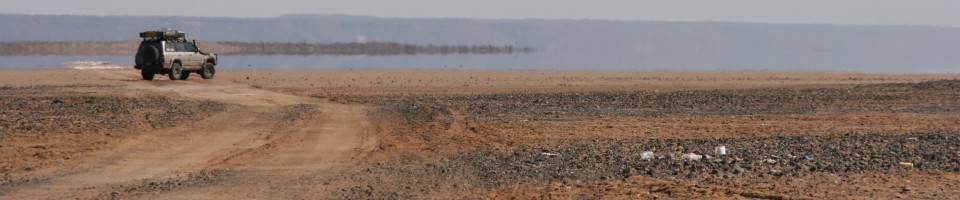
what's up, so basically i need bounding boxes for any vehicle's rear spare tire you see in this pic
[140,46,160,64]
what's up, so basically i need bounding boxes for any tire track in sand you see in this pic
[1,69,375,199]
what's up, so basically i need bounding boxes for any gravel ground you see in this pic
[102,169,233,199]
[338,80,960,199]
[339,132,960,199]
[380,80,960,121]
[0,85,229,136]
[449,133,960,186]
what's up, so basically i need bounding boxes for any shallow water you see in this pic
[2,54,958,73]
[0,54,530,70]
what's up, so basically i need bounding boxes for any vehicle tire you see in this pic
[141,46,160,63]
[200,62,216,79]
[180,71,191,80]
[141,68,155,80]
[168,63,182,80]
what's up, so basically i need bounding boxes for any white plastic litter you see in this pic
[641,151,654,160]
[540,152,559,157]
[715,146,727,156]
[681,153,703,161]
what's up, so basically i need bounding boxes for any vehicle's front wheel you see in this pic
[200,62,216,79]
[168,63,183,80]
[141,68,155,80]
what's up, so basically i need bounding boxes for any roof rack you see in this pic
[139,29,186,41]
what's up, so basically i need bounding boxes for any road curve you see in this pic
[2,69,376,199]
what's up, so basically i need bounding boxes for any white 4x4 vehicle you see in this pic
[134,29,217,80]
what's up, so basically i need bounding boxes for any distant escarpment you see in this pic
[0,41,534,56]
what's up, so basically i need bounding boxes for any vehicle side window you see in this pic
[173,43,187,52]
[165,42,176,52]
[183,43,198,52]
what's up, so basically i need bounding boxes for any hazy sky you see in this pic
[2,0,957,27]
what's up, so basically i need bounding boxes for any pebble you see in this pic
[898,162,914,168]
[733,166,745,174]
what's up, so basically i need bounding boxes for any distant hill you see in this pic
[2,14,958,72]
[0,41,532,56]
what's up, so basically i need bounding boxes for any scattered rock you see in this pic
[621,168,634,178]
[377,80,960,120]
[898,162,914,168]
[0,86,229,136]
[733,166,745,174]
[338,80,960,198]
[110,191,121,199]
[770,169,783,176]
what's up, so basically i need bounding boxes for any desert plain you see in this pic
[1,68,959,199]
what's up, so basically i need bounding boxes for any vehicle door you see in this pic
[164,42,186,69]
[182,42,202,68]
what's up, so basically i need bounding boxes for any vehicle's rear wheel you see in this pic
[141,68,155,80]
[168,63,183,80]
[180,71,191,80]
[200,62,216,79]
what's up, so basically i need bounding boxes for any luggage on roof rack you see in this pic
[139,29,186,40]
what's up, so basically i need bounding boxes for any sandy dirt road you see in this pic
[2,69,376,199]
